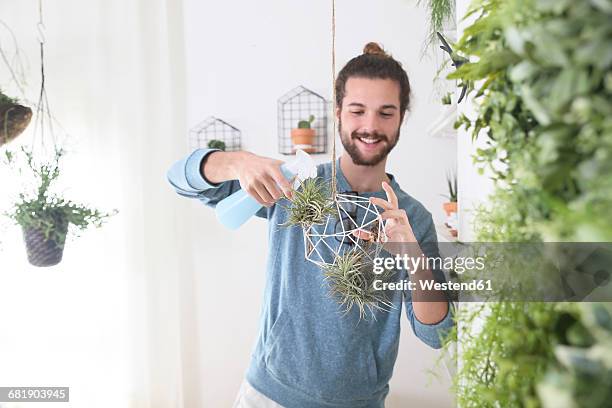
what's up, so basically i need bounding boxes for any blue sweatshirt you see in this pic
[167,148,454,408]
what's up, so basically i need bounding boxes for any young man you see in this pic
[167,42,453,408]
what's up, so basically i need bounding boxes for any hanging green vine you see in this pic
[441,0,612,406]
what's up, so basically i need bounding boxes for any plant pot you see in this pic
[0,103,33,146]
[443,201,458,237]
[291,128,316,153]
[21,223,69,267]
[443,201,457,216]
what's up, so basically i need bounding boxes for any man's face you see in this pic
[338,77,402,166]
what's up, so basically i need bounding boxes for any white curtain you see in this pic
[0,1,200,407]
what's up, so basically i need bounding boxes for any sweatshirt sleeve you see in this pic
[404,213,455,349]
[166,148,271,219]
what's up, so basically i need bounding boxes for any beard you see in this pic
[338,119,400,166]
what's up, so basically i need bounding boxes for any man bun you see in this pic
[363,42,388,57]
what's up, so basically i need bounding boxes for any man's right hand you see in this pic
[202,150,294,207]
[234,152,294,207]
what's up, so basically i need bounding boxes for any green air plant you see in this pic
[207,139,226,151]
[3,147,117,266]
[297,114,315,129]
[322,245,396,321]
[280,176,335,228]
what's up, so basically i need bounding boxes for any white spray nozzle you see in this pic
[282,149,317,188]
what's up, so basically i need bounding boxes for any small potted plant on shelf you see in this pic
[0,90,32,147]
[3,147,117,267]
[291,114,316,153]
[442,170,458,237]
[207,139,226,151]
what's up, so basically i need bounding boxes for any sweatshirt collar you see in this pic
[334,157,400,198]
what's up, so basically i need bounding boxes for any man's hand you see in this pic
[369,181,417,244]
[352,181,419,255]
[232,152,294,207]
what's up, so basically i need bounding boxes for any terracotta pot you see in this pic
[0,103,33,146]
[22,222,69,267]
[443,201,457,216]
[291,128,316,152]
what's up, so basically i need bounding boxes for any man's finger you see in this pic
[370,196,393,210]
[253,182,275,206]
[382,181,398,208]
[270,166,294,199]
[352,229,373,241]
[263,175,285,202]
[380,209,409,224]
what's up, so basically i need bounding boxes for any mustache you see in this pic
[351,131,388,142]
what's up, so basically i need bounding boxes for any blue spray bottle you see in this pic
[215,149,317,230]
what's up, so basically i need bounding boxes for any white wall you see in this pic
[183,0,456,406]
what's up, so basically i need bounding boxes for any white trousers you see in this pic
[232,379,285,408]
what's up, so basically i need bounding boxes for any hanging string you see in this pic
[31,0,56,154]
[331,0,337,199]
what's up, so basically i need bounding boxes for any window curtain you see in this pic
[0,1,201,407]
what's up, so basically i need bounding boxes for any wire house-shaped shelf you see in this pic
[189,116,241,151]
[278,86,328,155]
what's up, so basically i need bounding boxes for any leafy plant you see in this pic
[441,92,452,105]
[439,0,612,406]
[444,169,457,202]
[280,177,335,228]
[419,0,456,48]
[297,114,315,129]
[207,139,226,151]
[3,147,116,246]
[0,89,18,106]
[537,303,612,408]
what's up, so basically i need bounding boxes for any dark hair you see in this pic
[335,42,412,120]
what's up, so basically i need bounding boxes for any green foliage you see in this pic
[445,169,457,202]
[440,0,612,406]
[419,0,456,47]
[297,114,315,129]
[538,303,612,407]
[280,176,335,228]
[441,92,452,105]
[446,302,583,408]
[3,147,116,245]
[0,89,18,106]
[207,139,226,151]
[450,0,612,241]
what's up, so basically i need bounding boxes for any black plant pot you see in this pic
[22,223,68,267]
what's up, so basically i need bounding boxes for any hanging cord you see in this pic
[330,0,337,199]
[31,0,56,154]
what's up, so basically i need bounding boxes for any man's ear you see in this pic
[335,106,341,119]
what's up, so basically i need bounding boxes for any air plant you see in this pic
[322,245,397,321]
[280,176,336,228]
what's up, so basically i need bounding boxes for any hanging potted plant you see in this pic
[3,147,116,267]
[0,90,32,146]
[442,170,458,237]
[291,114,316,153]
